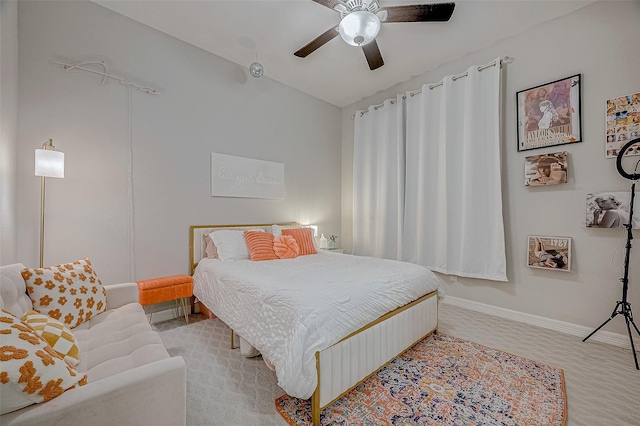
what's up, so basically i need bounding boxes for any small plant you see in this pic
[329,235,338,243]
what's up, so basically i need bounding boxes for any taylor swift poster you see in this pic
[517,74,582,152]
[527,235,571,272]
[525,151,568,186]
[586,191,640,229]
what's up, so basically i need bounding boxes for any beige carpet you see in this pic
[156,302,640,425]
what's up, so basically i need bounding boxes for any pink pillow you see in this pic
[204,234,218,259]
[244,231,278,261]
[282,228,317,256]
[274,235,299,259]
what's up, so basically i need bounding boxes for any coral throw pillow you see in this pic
[282,228,317,256]
[0,309,87,415]
[21,310,80,367]
[273,236,299,259]
[244,231,278,261]
[22,258,108,329]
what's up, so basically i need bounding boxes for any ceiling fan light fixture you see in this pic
[338,10,381,46]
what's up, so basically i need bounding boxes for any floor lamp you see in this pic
[35,139,64,268]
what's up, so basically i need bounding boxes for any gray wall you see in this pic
[9,0,640,340]
[15,1,342,284]
[1,0,18,266]
[341,0,640,337]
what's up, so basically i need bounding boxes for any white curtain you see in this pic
[352,58,507,281]
[353,96,405,259]
[402,59,506,281]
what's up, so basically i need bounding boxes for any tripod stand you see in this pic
[583,139,640,370]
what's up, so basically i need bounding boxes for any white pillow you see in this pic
[272,225,319,250]
[209,229,265,261]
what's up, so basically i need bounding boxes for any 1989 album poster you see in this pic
[527,235,571,272]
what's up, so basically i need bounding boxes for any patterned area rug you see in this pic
[275,333,566,425]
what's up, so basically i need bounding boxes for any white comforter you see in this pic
[193,251,442,399]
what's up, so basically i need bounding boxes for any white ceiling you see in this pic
[92,0,597,107]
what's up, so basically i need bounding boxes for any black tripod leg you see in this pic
[583,303,621,342]
[624,316,639,370]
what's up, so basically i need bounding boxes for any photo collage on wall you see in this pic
[605,91,640,158]
[518,77,640,272]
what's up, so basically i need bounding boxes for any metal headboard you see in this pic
[188,222,300,275]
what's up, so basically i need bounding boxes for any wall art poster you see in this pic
[211,153,284,199]
[527,235,571,272]
[605,91,640,158]
[586,191,640,229]
[525,151,568,186]
[517,74,581,152]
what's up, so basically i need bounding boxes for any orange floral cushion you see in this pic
[282,228,317,256]
[21,258,107,329]
[273,235,300,259]
[0,309,87,415]
[244,231,278,261]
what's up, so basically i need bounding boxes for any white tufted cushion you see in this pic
[71,303,169,382]
[0,263,33,317]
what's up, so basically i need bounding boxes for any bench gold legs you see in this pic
[230,328,236,349]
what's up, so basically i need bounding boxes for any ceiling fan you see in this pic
[294,0,455,70]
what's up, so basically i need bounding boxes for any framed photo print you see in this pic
[517,74,582,152]
[605,91,640,158]
[527,235,571,272]
[525,151,568,186]
[586,191,640,228]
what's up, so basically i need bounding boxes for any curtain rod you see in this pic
[50,60,159,95]
[353,56,514,119]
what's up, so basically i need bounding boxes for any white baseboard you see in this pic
[151,296,638,350]
[442,296,639,350]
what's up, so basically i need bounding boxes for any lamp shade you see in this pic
[35,149,64,178]
[338,11,381,46]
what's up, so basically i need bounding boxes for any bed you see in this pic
[189,223,442,425]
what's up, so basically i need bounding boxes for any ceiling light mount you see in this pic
[336,0,380,17]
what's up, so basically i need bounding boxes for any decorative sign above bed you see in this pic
[211,153,284,199]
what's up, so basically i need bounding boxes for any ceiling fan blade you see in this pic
[312,0,343,10]
[362,40,384,70]
[383,2,455,23]
[294,26,339,58]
